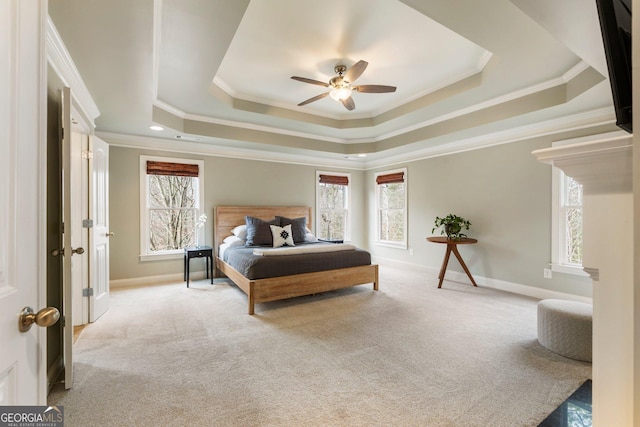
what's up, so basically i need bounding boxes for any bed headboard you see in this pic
[214,206,312,256]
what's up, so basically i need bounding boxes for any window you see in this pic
[140,156,204,260]
[551,168,586,275]
[375,168,407,248]
[316,171,350,241]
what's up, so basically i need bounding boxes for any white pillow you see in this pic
[270,224,294,248]
[231,224,247,240]
[223,235,244,247]
[304,232,318,242]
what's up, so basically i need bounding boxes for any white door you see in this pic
[0,0,49,404]
[89,136,110,321]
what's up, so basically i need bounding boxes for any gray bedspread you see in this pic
[222,243,371,280]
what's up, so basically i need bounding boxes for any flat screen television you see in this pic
[595,0,632,133]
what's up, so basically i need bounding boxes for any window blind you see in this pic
[376,172,404,185]
[318,174,349,185]
[146,161,199,177]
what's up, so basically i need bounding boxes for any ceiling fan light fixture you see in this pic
[329,86,352,101]
[292,60,395,110]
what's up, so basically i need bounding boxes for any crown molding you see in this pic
[364,107,617,169]
[152,100,348,144]
[98,131,368,171]
[46,17,100,125]
[154,61,603,154]
[100,106,616,172]
[376,61,599,142]
[212,52,493,122]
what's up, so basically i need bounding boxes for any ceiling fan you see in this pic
[291,60,396,111]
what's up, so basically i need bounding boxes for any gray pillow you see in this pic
[277,216,307,244]
[244,216,278,246]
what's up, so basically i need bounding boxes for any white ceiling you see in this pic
[214,0,491,118]
[48,0,617,168]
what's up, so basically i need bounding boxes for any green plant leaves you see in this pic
[432,214,471,239]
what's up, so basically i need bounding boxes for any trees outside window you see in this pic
[140,156,204,259]
[375,168,407,247]
[148,174,198,251]
[316,172,350,241]
[551,168,585,275]
[561,173,583,265]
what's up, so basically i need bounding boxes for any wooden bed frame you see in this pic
[214,206,378,314]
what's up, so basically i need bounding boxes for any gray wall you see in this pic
[110,136,592,297]
[366,137,592,297]
[109,146,365,280]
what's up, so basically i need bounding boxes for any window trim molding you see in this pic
[139,155,205,261]
[315,170,351,241]
[374,167,408,249]
[550,166,588,277]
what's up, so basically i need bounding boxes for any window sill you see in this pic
[139,252,183,262]
[375,241,407,250]
[551,263,590,277]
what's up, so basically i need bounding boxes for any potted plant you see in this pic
[432,214,471,240]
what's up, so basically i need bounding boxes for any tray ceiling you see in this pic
[48,0,616,167]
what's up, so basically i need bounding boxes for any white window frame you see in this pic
[139,155,205,261]
[315,170,351,241]
[375,167,407,249]
[551,167,587,276]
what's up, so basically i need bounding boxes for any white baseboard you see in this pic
[372,256,593,304]
[110,271,208,289]
[114,258,593,304]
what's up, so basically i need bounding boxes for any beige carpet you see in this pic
[49,264,591,426]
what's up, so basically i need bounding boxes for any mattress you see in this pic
[221,242,371,280]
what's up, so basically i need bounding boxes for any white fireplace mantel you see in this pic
[533,133,632,193]
[532,131,636,426]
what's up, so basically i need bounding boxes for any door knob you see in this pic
[18,307,60,332]
[51,247,84,256]
[106,232,115,237]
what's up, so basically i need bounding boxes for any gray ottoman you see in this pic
[537,299,592,362]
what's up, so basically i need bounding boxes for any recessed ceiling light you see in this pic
[357,154,367,157]
[149,125,164,131]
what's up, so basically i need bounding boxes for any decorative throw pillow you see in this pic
[276,216,307,243]
[270,224,295,248]
[231,224,247,240]
[244,216,278,246]
[223,235,244,247]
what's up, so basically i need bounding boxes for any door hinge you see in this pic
[82,150,93,160]
[82,219,94,228]
[82,288,94,297]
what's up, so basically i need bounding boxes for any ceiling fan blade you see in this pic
[291,76,329,87]
[353,85,397,93]
[298,92,329,106]
[344,60,368,83]
[341,96,355,111]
